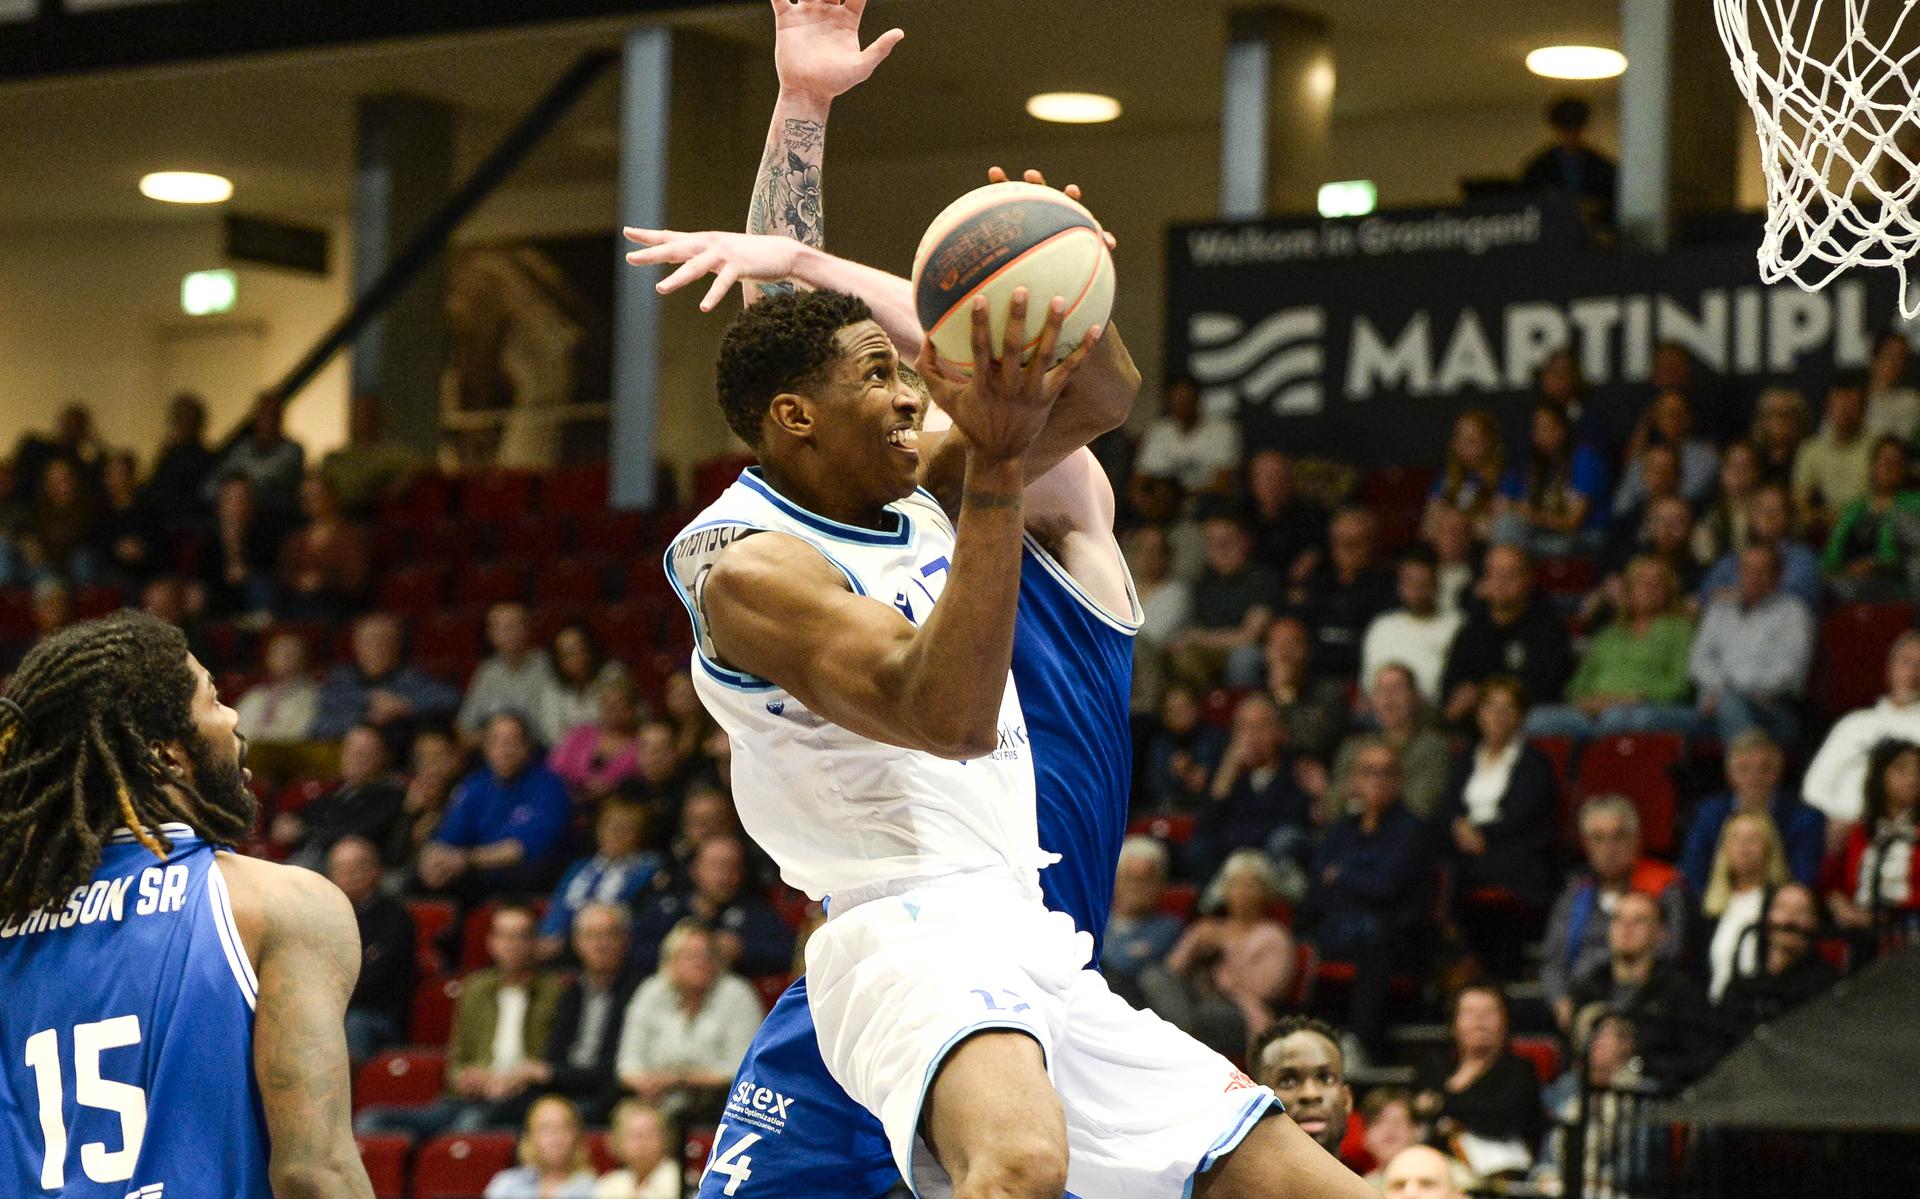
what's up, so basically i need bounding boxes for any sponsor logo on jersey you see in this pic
[1224,1069,1258,1091]
[727,1080,797,1134]
[125,1185,164,1199]
[987,722,1030,763]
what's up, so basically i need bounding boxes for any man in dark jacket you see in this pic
[329,835,417,1063]
[1568,891,1716,1091]
[276,723,410,870]
[1441,544,1573,725]
[1715,882,1839,1051]
[523,902,639,1123]
[630,836,792,977]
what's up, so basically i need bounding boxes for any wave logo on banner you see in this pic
[1186,307,1327,416]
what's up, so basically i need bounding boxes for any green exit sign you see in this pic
[181,268,237,316]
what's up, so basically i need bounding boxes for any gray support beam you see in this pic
[1220,8,1333,219]
[1618,0,1742,249]
[612,26,671,510]
[350,93,454,455]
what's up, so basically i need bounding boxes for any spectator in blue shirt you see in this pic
[1495,401,1610,556]
[418,711,572,903]
[310,611,460,741]
[1697,483,1823,610]
[536,798,662,962]
[1299,738,1435,1060]
[629,836,792,979]
[1101,836,1186,1006]
[1679,730,1826,894]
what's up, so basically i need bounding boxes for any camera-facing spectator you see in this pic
[551,676,651,803]
[591,1100,679,1199]
[1427,409,1504,542]
[483,1095,597,1199]
[1243,448,1326,578]
[1412,984,1544,1171]
[1821,435,1920,601]
[1360,550,1462,705]
[1803,632,1920,831]
[615,921,763,1121]
[1169,511,1280,689]
[311,612,461,741]
[1530,556,1698,742]
[1441,677,1559,917]
[1101,836,1184,1005]
[1697,482,1821,609]
[1144,849,1296,1059]
[1694,440,1764,565]
[398,724,466,857]
[1260,616,1352,763]
[1325,662,1451,822]
[458,601,557,743]
[1691,543,1815,746]
[1143,683,1226,812]
[1619,391,1719,511]
[197,476,280,617]
[1752,385,1812,487]
[1716,882,1839,1046]
[537,800,661,962]
[1130,376,1241,498]
[538,620,630,749]
[275,722,408,869]
[235,629,320,745]
[1793,373,1873,538]
[631,836,791,978]
[1288,507,1395,680]
[1701,811,1791,1001]
[1426,503,1479,617]
[1680,730,1825,894]
[1495,401,1610,555]
[418,712,572,902]
[524,903,641,1123]
[1195,693,1315,876]
[206,391,304,518]
[1440,544,1573,726]
[1827,737,1920,932]
[141,391,215,528]
[1567,891,1716,1091]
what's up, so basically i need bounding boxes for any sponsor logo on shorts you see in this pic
[727,1080,797,1133]
[1224,1069,1258,1091]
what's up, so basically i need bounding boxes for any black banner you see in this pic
[1163,198,1903,463]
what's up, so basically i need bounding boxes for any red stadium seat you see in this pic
[1535,556,1598,597]
[375,563,448,615]
[1815,601,1915,719]
[458,469,539,524]
[622,558,677,607]
[459,902,500,974]
[1290,941,1317,1007]
[454,560,527,608]
[577,510,648,558]
[683,1125,719,1187]
[534,557,610,613]
[1202,688,1247,729]
[591,603,660,664]
[411,972,460,1045]
[1359,465,1437,550]
[1511,1035,1562,1084]
[378,472,452,529]
[1528,735,1579,842]
[495,514,571,561]
[542,462,612,520]
[410,519,482,567]
[407,898,456,972]
[1576,733,1686,857]
[1129,812,1198,845]
[355,1048,446,1114]
[356,1134,411,1199]
[585,1131,618,1175]
[415,610,485,660]
[1159,883,1198,921]
[413,1132,517,1199]
[693,453,756,508]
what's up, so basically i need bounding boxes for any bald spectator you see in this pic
[1540,796,1688,1030]
[1792,373,1873,536]
[1381,1145,1467,1199]
[1170,512,1281,688]
[1690,543,1815,746]
[523,903,640,1123]
[1289,507,1396,679]
[1804,632,1920,830]
[459,602,558,741]
[630,837,791,978]
[311,611,460,740]
[1439,544,1573,725]
[1361,551,1462,703]
[329,835,416,1063]
[1697,483,1822,608]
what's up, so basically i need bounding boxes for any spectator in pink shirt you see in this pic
[551,677,647,802]
[1142,848,1297,1058]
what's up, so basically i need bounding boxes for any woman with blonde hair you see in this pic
[1142,849,1297,1058]
[1703,811,1790,1001]
[1426,409,1505,540]
[485,1094,598,1198]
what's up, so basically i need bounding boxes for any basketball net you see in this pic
[1715,0,1920,316]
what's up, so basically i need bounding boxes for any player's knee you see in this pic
[957,1134,1068,1199]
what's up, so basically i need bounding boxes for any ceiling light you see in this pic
[1025,92,1121,125]
[139,171,234,205]
[1526,46,1627,80]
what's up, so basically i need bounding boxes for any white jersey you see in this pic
[665,467,1050,900]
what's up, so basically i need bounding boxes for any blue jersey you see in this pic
[697,538,1137,1199]
[0,824,272,1198]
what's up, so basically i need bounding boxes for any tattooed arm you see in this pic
[221,854,373,1199]
[742,0,902,302]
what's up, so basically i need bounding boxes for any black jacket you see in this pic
[1569,959,1716,1091]
[541,969,642,1103]
[1715,951,1839,1049]
[1440,599,1573,711]
[1437,742,1559,905]
[349,894,417,1032]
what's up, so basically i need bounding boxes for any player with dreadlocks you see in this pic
[0,611,373,1199]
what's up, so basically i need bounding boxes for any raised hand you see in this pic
[772,0,904,104]
[985,165,1118,251]
[623,228,805,311]
[924,288,1099,466]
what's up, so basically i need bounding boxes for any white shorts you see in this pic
[805,870,1276,1199]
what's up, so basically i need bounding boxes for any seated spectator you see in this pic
[328,836,415,1063]
[140,391,215,529]
[1828,737,1920,933]
[1326,662,1451,821]
[1597,493,1702,609]
[1495,401,1609,554]
[196,476,279,617]
[1426,408,1504,542]
[1381,1145,1470,1199]
[273,722,408,870]
[1412,984,1544,1175]
[1752,385,1812,487]
[1702,812,1790,1001]
[1690,544,1815,746]
[25,458,100,584]
[631,836,791,977]
[1865,329,1920,442]
[1168,511,1280,688]
[1143,684,1225,812]
[1260,616,1351,763]
[524,903,641,1123]
[1803,631,1920,830]
[1680,730,1826,894]
[1440,677,1558,911]
[538,620,630,748]
[1521,96,1618,228]
[1244,448,1325,577]
[1360,549,1461,704]
[551,677,650,804]
[1440,544,1572,726]
[650,786,744,896]
[1194,693,1315,875]
[1697,483,1822,608]
[1101,836,1185,1006]
[1821,435,1920,601]
[1362,1090,1449,1191]
[1693,440,1763,565]
[459,601,558,743]
[205,391,304,519]
[1288,507,1395,680]
[310,612,461,741]
[1617,391,1719,512]
[1427,504,1479,617]
[483,1095,597,1199]
[537,800,661,961]
[418,712,573,902]
[1540,796,1688,1030]
[1529,556,1697,741]
[94,450,159,583]
[1250,1015,1353,1158]
[235,629,321,745]
[319,393,425,515]
[1567,891,1716,1091]
[1300,738,1433,1060]
[1792,373,1873,538]
[615,920,763,1121]
[1716,882,1839,1045]
[591,1100,679,1199]
[660,670,718,767]
[1129,375,1241,498]
[1605,443,1686,570]
[397,724,466,859]
[1536,1010,1650,1194]
[355,904,563,1136]
[1126,524,1192,712]
[1534,348,1600,445]
[274,473,370,620]
[618,721,694,814]
[1142,849,1296,1058]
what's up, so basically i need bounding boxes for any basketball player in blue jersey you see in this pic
[0,612,373,1198]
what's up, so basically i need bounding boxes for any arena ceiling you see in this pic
[0,0,1618,231]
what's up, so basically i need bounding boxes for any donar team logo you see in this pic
[1185,307,1327,416]
[125,1186,164,1199]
